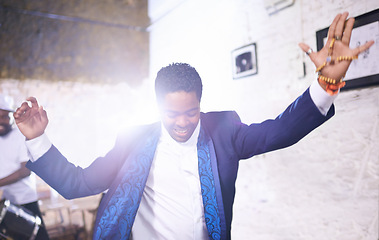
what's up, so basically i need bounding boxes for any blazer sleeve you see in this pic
[26,125,153,199]
[233,88,334,159]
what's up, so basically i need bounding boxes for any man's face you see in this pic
[0,109,12,136]
[159,91,200,142]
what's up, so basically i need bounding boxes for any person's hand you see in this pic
[299,12,374,82]
[13,97,48,140]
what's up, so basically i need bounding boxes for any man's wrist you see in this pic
[310,79,337,116]
[25,133,52,162]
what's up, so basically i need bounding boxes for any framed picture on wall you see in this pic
[316,8,379,91]
[231,43,258,79]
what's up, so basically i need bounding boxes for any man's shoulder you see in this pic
[201,111,241,122]
[201,111,242,134]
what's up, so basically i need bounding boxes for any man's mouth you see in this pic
[174,128,188,135]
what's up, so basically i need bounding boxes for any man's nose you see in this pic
[176,115,188,127]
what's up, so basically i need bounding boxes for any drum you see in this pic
[0,199,41,240]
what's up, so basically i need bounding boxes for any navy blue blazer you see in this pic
[27,88,334,239]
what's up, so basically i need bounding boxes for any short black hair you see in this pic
[155,63,203,102]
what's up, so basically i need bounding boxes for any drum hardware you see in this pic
[0,231,12,240]
[0,199,41,240]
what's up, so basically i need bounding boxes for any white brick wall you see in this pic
[1,0,378,239]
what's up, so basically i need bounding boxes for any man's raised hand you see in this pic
[14,97,48,140]
[299,12,374,81]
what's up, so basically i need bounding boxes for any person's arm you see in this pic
[13,97,108,199]
[234,87,335,159]
[0,162,31,187]
[23,129,142,200]
[13,99,146,200]
[13,95,141,200]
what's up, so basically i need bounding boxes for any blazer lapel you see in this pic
[94,125,161,239]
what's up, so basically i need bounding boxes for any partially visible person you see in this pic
[0,94,50,240]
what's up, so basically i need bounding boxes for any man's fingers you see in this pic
[298,42,314,55]
[26,97,39,109]
[13,97,41,122]
[342,18,355,45]
[334,12,349,40]
[15,97,39,114]
[327,13,342,40]
[298,42,317,63]
[14,102,30,117]
[26,96,37,102]
[298,43,309,51]
[39,106,49,125]
[354,40,375,55]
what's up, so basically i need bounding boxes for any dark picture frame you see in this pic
[316,8,379,91]
[232,43,258,79]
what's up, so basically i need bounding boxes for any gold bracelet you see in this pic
[318,74,346,96]
[318,74,342,85]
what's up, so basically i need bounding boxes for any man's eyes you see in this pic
[166,112,178,118]
[186,111,197,117]
[166,111,197,118]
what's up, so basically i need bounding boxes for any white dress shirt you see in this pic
[131,121,209,240]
